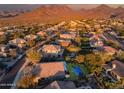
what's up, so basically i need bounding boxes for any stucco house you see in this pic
[37,31,47,37]
[41,44,64,59]
[103,46,117,55]
[60,33,75,40]
[56,39,71,47]
[24,34,37,41]
[44,80,76,89]
[9,38,27,48]
[33,62,66,79]
[103,60,124,81]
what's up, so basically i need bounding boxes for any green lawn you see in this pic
[66,63,89,80]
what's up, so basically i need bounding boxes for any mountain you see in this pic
[80,4,115,18]
[1,5,81,25]
[1,4,124,25]
[111,7,124,18]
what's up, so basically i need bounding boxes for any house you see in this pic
[33,62,66,79]
[0,31,5,36]
[60,33,75,40]
[9,38,27,48]
[0,44,19,57]
[0,44,9,57]
[41,44,64,59]
[90,38,104,48]
[103,60,124,81]
[107,30,117,36]
[0,44,8,53]
[44,80,76,89]
[90,34,101,40]
[24,34,37,41]
[56,39,71,47]
[90,34,104,48]
[69,31,78,37]
[103,46,117,55]
[37,31,47,37]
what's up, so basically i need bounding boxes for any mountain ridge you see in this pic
[1,5,124,25]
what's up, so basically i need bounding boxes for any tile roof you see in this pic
[9,38,26,44]
[103,46,117,53]
[0,31,5,36]
[44,80,76,89]
[35,62,65,78]
[37,31,46,36]
[42,44,61,53]
[104,60,124,77]
[111,60,124,77]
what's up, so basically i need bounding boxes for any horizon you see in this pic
[0,4,124,11]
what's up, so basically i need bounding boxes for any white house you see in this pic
[42,44,64,58]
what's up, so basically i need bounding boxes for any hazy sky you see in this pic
[67,4,124,10]
[0,4,124,11]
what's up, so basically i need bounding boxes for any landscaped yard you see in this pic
[66,63,89,80]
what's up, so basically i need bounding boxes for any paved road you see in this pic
[0,58,25,89]
[0,31,61,89]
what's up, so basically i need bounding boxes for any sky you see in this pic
[68,4,124,10]
[0,4,124,11]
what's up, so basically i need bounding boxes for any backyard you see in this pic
[66,63,89,80]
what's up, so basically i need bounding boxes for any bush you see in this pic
[26,50,42,64]
[17,75,37,88]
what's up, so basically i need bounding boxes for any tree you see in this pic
[13,32,24,39]
[84,54,96,73]
[67,45,81,53]
[103,78,124,89]
[65,56,71,62]
[26,50,42,64]
[0,35,6,44]
[65,56,75,63]
[27,40,36,48]
[17,75,36,88]
[117,50,124,61]
[85,54,96,63]
[75,37,82,46]
[84,52,112,73]
[75,54,85,63]
[10,49,17,59]
[81,37,89,42]
[116,26,124,36]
